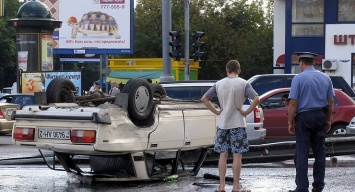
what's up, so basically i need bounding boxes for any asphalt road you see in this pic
[1,135,355,192]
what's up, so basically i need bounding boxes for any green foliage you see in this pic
[0,0,274,89]
[0,0,21,88]
[131,0,273,80]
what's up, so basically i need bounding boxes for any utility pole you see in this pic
[184,0,190,80]
[160,0,175,82]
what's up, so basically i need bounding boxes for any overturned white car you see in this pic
[12,78,264,182]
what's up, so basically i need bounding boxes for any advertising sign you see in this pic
[16,34,39,72]
[41,34,53,71]
[21,71,82,95]
[48,0,134,54]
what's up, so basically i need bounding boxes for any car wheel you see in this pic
[329,124,347,135]
[150,83,167,99]
[122,78,153,120]
[46,78,76,103]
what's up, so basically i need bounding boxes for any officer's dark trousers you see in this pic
[294,109,326,192]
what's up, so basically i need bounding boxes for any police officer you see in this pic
[288,52,335,192]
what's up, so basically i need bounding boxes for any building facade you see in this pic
[274,0,355,88]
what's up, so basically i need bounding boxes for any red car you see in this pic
[260,88,355,139]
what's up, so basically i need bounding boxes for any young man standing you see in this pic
[201,60,259,192]
[288,52,334,192]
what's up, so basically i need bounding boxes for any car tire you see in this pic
[150,83,167,99]
[46,78,76,103]
[122,78,153,120]
[329,124,347,135]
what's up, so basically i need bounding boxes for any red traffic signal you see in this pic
[169,31,182,61]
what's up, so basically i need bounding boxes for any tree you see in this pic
[0,0,22,89]
[129,0,273,80]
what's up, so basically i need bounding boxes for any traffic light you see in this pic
[192,31,205,62]
[169,31,182,61]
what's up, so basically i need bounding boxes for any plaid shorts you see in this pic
[214,127,249,154]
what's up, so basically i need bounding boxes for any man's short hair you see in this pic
[226,60,240,73]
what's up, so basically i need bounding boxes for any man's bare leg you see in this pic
[232,153,242,191]
[218,152,229,191]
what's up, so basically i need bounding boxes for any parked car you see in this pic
[160,80,266,143]
[260,88,355,139]
[0,103,20,135]
[248,74,355,99]
[346,117,355,134]
[0,94,36,109]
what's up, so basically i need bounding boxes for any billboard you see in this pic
[40,0,134,54]
[21,71,82,95]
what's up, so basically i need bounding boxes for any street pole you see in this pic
[160,0,175,82]
[184,0,190,80]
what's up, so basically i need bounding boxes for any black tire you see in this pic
[46,78,76,103]
[122,78,153,120]
[150,83,167,99]
[329,124,347,135]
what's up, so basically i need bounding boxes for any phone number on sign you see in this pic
[101,5,125,9]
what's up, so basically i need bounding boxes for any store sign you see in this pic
[334,35,355,45]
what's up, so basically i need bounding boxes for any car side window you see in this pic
[286,78,293,87]
[261,92,289,109]
[189,87,202,99]
[331,78,340,89]
[164,87,189,99]
[252,77,284,95]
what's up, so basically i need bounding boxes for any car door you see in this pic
[261,91,291,139]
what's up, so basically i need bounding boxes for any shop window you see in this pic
[291,0,324,36]
[338,0,355,21]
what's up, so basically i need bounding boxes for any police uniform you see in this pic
[289,52,335,192]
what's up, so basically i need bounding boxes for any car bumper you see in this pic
[246,124,266,142]
[346,117,355,134]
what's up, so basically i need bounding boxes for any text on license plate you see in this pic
[38,128,70,139]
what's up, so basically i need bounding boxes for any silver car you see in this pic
[346,117,355,134]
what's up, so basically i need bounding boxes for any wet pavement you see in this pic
[1,135,355,191]
[1,156,355,192]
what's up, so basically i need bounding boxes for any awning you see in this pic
[276,54,323,65]
[106,71,163,84]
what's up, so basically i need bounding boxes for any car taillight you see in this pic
[254,108,261,130]
[0,109,4,119]
[71,130,96,143]
[13,127,35,141]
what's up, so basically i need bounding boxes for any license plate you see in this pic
[38,128,71,140]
